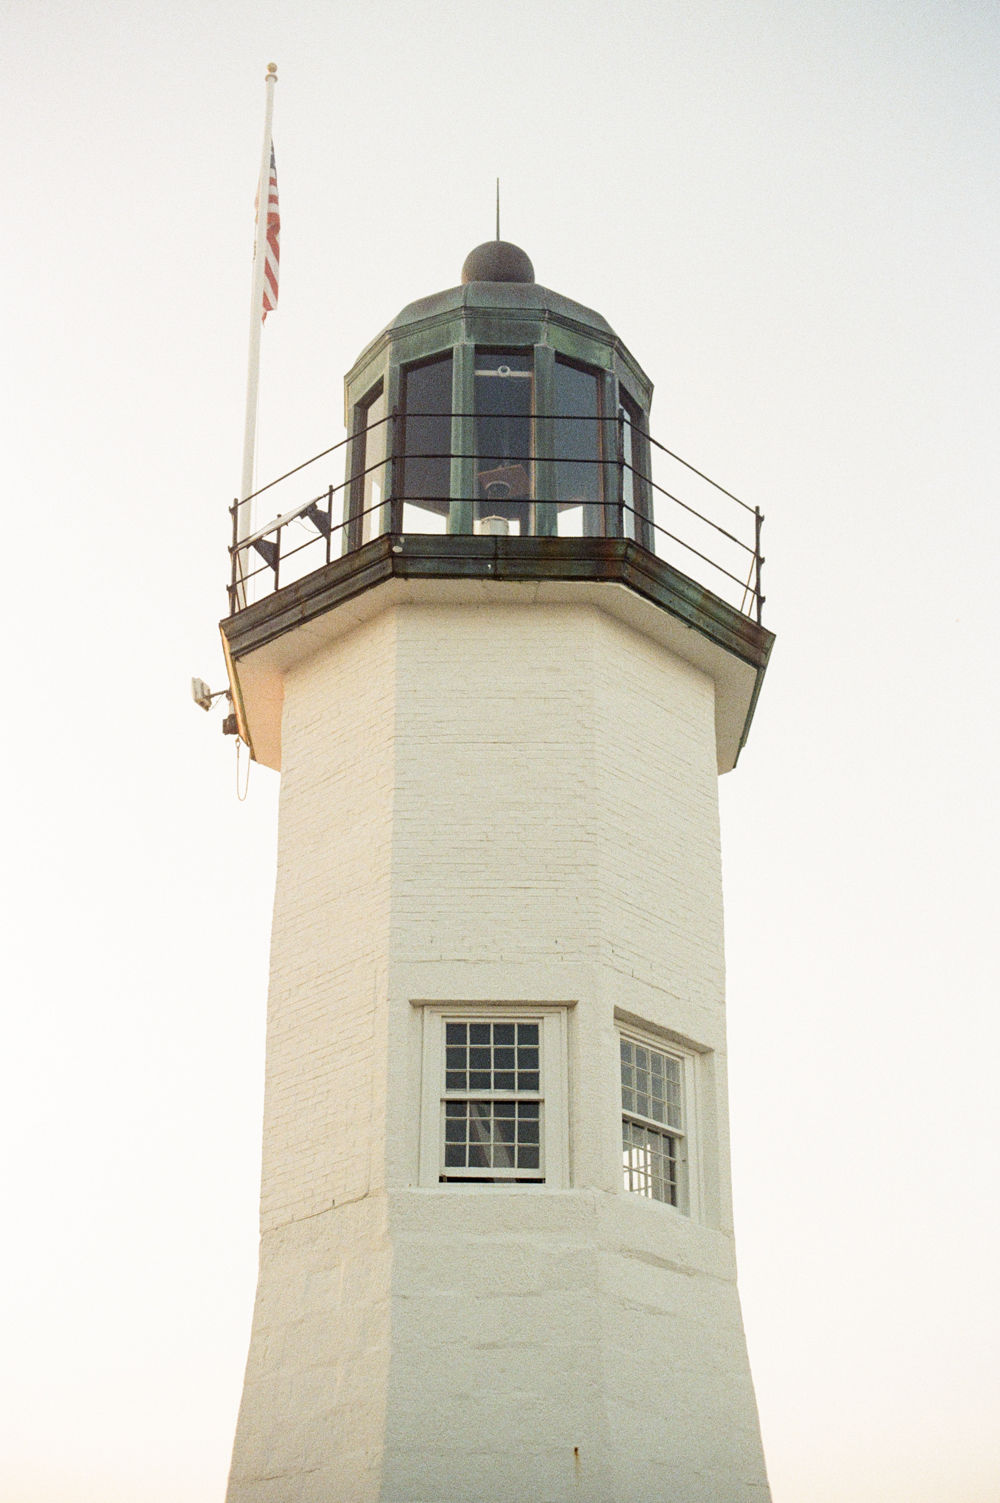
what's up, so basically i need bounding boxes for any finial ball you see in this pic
[461,241,534,285]
[267,62,277,73]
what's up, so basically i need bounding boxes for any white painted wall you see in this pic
[227,598,769,1503]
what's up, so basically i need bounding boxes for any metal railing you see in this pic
[229,412,764,623]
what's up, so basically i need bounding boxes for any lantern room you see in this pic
[343,239,655,549]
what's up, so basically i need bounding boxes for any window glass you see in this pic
[401,355,453,531]
[474,350,533,536]
[441,1018,544,1182]
[554,358,602,537]
[620,1035,685,1208]
[445,1020,540,1093]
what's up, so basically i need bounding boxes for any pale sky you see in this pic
[3,3,999,1500]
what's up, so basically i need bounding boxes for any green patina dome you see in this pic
[461,241,535,284]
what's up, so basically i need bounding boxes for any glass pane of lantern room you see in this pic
[554,359,602,537]
[620,401,636,542]
[401,355,453,533]
[619,387,651,550]
[474,351,533,536]
[362,391,387,544]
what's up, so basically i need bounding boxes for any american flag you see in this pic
[261,143,279,320]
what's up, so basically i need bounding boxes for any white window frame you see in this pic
[418,1006,569,1189]
[618,1025,699,1217]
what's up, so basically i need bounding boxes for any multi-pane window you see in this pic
[620,1036,685,1208]
[441,1020,543,1181]
[418,1006,569,1189]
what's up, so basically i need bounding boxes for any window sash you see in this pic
[622,1118,679,1206]
[441,1099,544,1179]
[620,1035,683,1130]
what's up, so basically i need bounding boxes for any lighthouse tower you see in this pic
[221,241,774,1502]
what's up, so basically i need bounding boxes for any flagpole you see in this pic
[236,62,278,607]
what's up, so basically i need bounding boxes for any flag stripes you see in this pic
[262,143,279,320]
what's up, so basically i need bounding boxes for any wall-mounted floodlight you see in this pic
[192,677,238,736]
[192,677,229,711]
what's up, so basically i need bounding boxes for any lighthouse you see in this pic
[221,240,774,1501]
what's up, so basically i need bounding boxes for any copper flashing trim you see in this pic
[223,533,772,672]
[220,622,253,756]
[221,534,773,766]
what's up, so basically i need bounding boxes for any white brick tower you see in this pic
[221,241,774,1502]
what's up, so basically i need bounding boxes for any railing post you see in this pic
[389,406,403,536]
[450,350,476,534]
[638,422,655,556]
[598,374,619,540]
[326,484,333,566]
[274,524,281,593]
[533,345,557,537]
[617,413,626,542]
[230,502,240,613]
[754,507,764,624]
[346,412,361,555]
